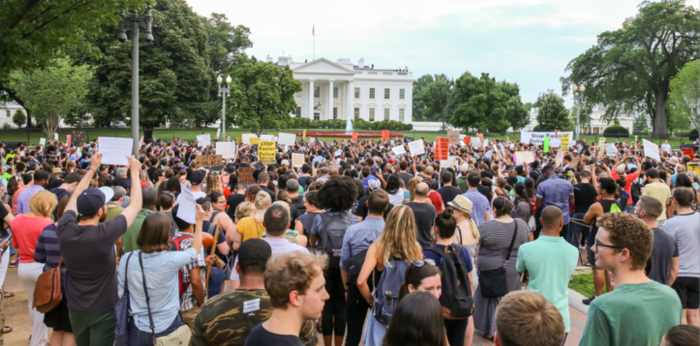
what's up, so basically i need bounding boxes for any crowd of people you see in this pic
[0,133,698,346]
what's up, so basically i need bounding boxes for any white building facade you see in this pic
[0,102,27,128]
[270,56,413,124]
[522,103,635,134]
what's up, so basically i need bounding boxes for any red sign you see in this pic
[382,130,390,140]
[66,135,71,149]
[436,137,449,161]
[682,148,695,160]
[477,133,483,139]
[463,137,471,145]
[352,132,358,142]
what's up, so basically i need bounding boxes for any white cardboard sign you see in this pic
[643,139,660,161]
[242,134,257,144]
[98,137,133,166]
[408,139,425,156]
[215,142,237,159]
[391,145,406,156]
[196,134,211,147]
[278,132,296,146]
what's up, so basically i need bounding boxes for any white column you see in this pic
[328,80,334,121]
[308,79,314,119]
[346,80,354,121]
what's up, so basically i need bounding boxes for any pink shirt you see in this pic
[11,214,53,263]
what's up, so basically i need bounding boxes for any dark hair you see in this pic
[142,186,157,208]
[171,204,191,231]
[353,179,365,200]
[238,238,273,275]
[542,165,555,175]
[264,204,290,236]
[383,291,448,346]
[208,191,225,204]
[399,262,442,300]
[524,177,536,199]
[663,324,700,346]
[674,187,694,208]
[304,190,322,209]
[646,168,659,179]
[317,176,357,212]
[599,178,617,195]
[7,177,19,196]
[165,176,182,195]
[616,177,627,189]
[227,173,238,190]
[137,213,172,253]
[467,171,481,187]
[441,171,453,185]
[385,174,401,194]
[493,196,514,217]
[245,185,261,202]
[435,209,457,239]
[157,191,176,210]
[368,189,389,215]
[34,169,50,183]
[675,174,693,188]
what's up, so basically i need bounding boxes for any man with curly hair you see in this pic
[580,213,682,346]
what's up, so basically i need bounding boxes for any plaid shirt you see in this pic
[173,230,207,311]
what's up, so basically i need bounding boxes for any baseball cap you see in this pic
[77,187,114,216]
[368,179,382,190]
[190,170,205,185]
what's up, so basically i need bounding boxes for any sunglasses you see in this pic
[411,259,436,268]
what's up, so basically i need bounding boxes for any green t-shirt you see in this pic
[516,235,578,332]
[121,209,154,253]
[106,205,124,221]
[579,281,682,346]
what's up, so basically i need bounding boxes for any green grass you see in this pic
[569,273,596,298]
[0,127,691,147]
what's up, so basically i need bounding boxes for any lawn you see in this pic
[569,273,596,298]
[0,127,691,148]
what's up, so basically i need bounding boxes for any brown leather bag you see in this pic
[33,257,63,313]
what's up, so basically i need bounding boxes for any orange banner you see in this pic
[352,132,358,141]
[382,130,390,140]
[436,137,449,161]
[682,148,695,160]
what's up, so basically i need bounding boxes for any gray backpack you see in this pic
[319,212,351,268]
[372,259,410,325]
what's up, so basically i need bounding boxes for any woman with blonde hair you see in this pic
[11,189,59,346]
[204,172,223,194]
[357,205,424,346]
[408,177,422,201]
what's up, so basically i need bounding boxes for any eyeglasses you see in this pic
[411,259,436,267]
[594,241,624,252]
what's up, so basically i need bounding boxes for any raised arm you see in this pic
[120,156,144,227]
[65,153,103,214]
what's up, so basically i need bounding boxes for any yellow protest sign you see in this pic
[250,137,260,145]
[258,140,276,163]
[560,133,570,151]
[303,130,306,140]
[236,138,242,144]
[688,162,700,176]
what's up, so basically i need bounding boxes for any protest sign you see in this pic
[215,142,237,159]
[560,133,570,150]
[688,162,700,176]
[242,134,257,144]
[682,148,695,160]
[278,132,296,146]
[549,138,561,148]
[514,151,535,164]
[303,130,306,140]
[71,130,85,143]
[334,149,342,157]
[544,136,550,153]
[477,133,483,139]
[499,143,506,157]
[98,137,133,165]
[606,143,618,157]
[176,184,197,224]
[382,130,390,140]
[440,156,458,169]
[463,137,471,145]
[292,153,304,167]
[196,155,224,171]
[448,131,461,145]
[521,131,573,146]
[643,139,660,161]
[54,133,59,141]
[258,140,276,163]
[196,134,211,147]
[237,167,256,184]
[392,145,406,156]
[250,137,260,145]
[555,151,563,167]
[39,138,46,145]
[408,139,425,156]
[260,134,274,141]
[599,137,606,149]
[471,137,480,149]
[351,132,358,141]
[66,135,71,149]
[216,128,220,139]
[435,137,449,161]
[138,136,144,147]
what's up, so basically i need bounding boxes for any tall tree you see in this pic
[205,14,252,76]
[668,60,700,129]
[561,0,699,138]
[77,0,213,128]
[0,0,149,127]
[9,58,92,139]
[534,92,570,131]
[227,56,302,135]
[412,74,434,121]
[499,81,530,132]
[415,74,453,125]
[449,72,510,132]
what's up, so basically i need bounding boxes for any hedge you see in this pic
[603,125,629,137]
[690,129,698,141]
[288,118,412,131]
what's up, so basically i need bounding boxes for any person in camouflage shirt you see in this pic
[190,238,319,346]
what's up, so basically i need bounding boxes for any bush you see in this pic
[690,129,698,141]
[12,110,26,128]
[643,128,649,135]
[603,125,629,137]
[2,123,10,129]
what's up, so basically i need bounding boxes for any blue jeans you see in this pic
[568,213,586,248]
[127,315,182,346]
[6,228,15,256]
[207,265,224,298]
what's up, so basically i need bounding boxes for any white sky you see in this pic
[188,0,698,107]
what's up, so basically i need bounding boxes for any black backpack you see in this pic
[425,244,474,318]
[631,175,644,203]
[319,212,352,268]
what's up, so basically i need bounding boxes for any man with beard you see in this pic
[56,153,144,346]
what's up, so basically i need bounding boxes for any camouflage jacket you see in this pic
[189,289,319,346]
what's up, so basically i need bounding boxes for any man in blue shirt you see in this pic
[461,171,491,226]
[536,165,574,240]
[340,190,388,346]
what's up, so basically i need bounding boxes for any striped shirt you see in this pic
[34,224,67,280]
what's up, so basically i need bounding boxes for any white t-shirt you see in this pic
[229,237,308,281]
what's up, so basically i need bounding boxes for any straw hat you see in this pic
[448,195,473,214]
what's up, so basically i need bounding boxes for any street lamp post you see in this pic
[217,75,232,140]
[118,6,154,156]
[572,84,586,141]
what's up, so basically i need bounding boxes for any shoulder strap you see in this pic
[123,253,134,297]
[504,221,518,265]
[456,226,463,245]
[138,252,157,341]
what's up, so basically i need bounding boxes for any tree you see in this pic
[560,0,699,138]
[449,72,510,132]
[499,81,530,132]
[415,74,453,125]
[534,92,570,131]
[9,58,92,139]
[633,113,649,134]
[227,56,302,135]
[0,0,149,128]
[205,14,252,76]
[668,60,700,129]
[12,109,25,128]
[412,74,434,121]
[570,101,593,133]
[78,0,213,128]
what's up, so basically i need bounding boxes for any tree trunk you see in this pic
[652,90,668,138]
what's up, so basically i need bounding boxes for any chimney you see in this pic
[266,55,273,63]
[358,58,365,69]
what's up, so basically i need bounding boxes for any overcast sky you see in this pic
[188,0,697,107]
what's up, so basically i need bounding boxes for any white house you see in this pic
[0,102,26,128]
[522,103,635,134]
[269,56,413,124]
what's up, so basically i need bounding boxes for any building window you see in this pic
[354,108,360,120]
[369,108,375,122]
[296,107,301,118]
[333,107,338,119]
[354,87,360,99]
[399,108,405,122]
[369,88,375,99]
[399,89,405,99]
[384,88,390,99]
[384,108,390,121]
[314,87,320,98]
[333,87,338,98]
[5,110,9,118]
